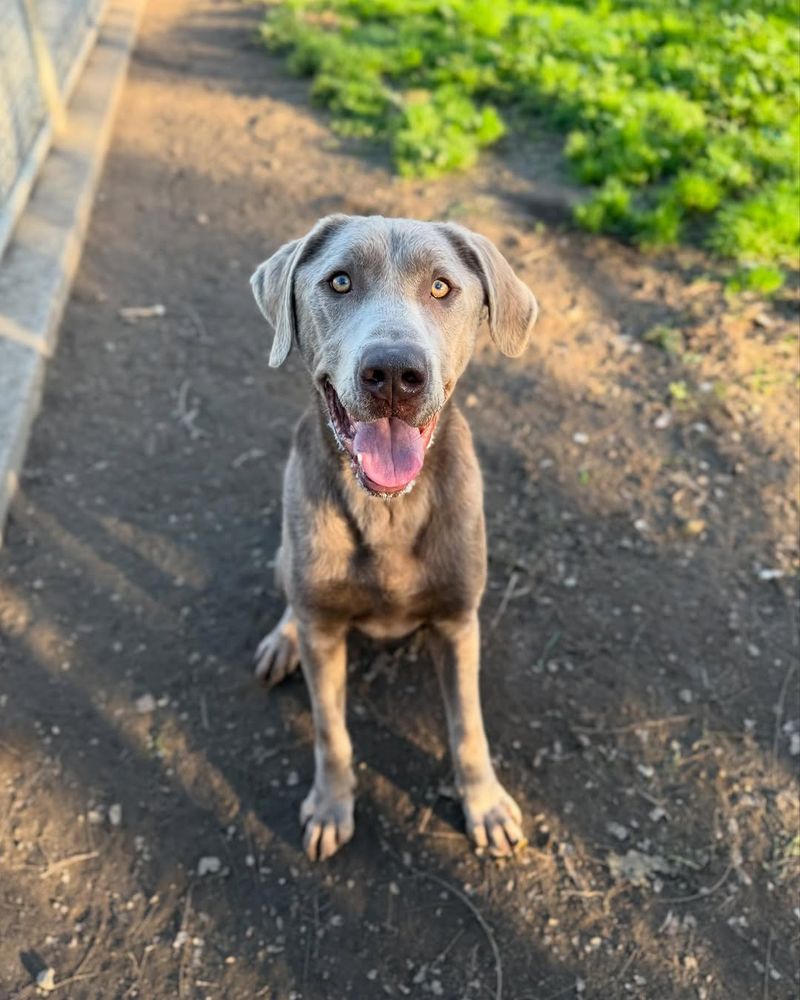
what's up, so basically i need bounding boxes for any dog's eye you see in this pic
[330,273,352,293]
[431,278,451,299]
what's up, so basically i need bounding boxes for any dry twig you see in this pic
[574,715,691,737]
[412,870,503,1000]
[489,571,520,633]
[772,662,796,763]
[762,930,773,1000]
[657,862,734,904]
[38,851,99,879]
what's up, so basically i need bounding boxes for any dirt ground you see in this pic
[1,1,798,997]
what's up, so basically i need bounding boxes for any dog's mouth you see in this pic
[324,380,439,497]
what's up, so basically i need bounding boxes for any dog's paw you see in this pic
[300,784,355,862]
[463,781,526,858]
[253,614,300,688]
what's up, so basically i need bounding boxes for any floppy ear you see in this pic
[440,223,539,357]
[250,215,348,368]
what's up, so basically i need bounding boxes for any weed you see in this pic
[643,325,685,356]
[726,264,786,296]
[669,380,691,404]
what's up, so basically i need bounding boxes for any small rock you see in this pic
[36,968,56,992]
[573,432,589,445]
[683,518,706,538]
[197,856,222,876]
[678,689,693,704]
[607,821,629,842]
[286,770,300,787]
[608,849,672,887]
[135,693,156,714]
[108,803,123,827]
[654,411,672,430]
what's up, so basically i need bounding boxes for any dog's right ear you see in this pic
[251,215,348,368]
[250,239,302,368]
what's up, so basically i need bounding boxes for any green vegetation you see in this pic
[642,324,685,356]
[260,0,800,267]
[726,263,786,295]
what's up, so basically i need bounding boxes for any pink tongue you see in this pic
[353,418,425,490]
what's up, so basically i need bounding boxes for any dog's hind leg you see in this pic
[254,605,301,687]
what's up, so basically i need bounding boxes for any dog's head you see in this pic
[251,215,538,497]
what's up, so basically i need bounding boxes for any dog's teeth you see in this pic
[356,453,363,466]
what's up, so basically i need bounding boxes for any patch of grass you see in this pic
[643,324,685,356]
[669,380,691,404]
[261,0,800,268]
[726,264,786,296]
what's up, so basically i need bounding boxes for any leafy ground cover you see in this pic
[260,0,800,273]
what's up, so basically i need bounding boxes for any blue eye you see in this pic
[431,278,451,299]
[330,273,352,293]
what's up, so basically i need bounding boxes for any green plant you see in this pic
[261,0,800,269]
[643,325,685,356]
[726,264,786,296]
[669,380,690,403]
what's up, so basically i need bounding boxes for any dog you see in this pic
[250,215,538,861]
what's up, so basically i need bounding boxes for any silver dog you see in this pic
[250,215,538,861]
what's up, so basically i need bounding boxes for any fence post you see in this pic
[20,0,66,132]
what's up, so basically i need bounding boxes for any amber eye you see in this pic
[431,278,451,299]
[330,273,352,293]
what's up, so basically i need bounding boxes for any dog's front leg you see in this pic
[296,620,355,861]
[431,613,525,857]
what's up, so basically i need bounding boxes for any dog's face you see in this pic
[251,215,538,496]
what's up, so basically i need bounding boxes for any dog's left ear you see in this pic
[251,215,348,368]
[440,223,539,357]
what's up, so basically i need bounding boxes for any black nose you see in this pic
[360,346,428,405]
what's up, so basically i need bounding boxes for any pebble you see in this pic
[197,856,222,876]
[36,968,56,992]
[109,803,123,827]
[135,693,157,714]
[654,411,672,430]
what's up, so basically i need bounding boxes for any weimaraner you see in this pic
[250,214,538,861]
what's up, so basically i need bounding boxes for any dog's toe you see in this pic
[253,624,300,688]
[300,787,355,862]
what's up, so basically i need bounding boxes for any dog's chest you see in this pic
[302,499,470,626]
